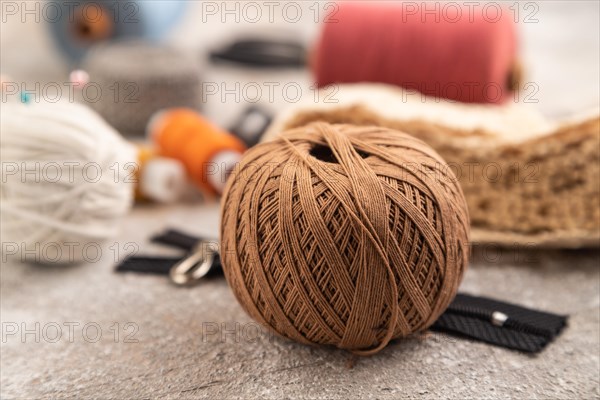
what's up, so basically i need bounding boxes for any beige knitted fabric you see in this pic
[263,84,600,247]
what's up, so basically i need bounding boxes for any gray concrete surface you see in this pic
[1,203,599,399]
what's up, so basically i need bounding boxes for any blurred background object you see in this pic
[311,2,519,103]
[77,41,201,135]
[47,0,186,62]
[2,0,599,220]
[135,145,188,204]
[2,1,598,119]
[148,108,247,196]
[210,38,306,67]
[0,101,136,264]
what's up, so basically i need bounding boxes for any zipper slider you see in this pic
[115,229,223,285]
[169,241,218,286]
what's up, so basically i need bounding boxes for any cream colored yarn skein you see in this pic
[1,101,136,264]
[221,123,470,355]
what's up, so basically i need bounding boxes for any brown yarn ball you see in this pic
[220,123,470,355]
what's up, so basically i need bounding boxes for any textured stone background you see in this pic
[2,204,599,399]
[1,1,599,399]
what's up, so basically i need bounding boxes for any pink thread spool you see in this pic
[312,2,520,104]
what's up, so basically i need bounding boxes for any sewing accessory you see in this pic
[169,242,217,285]
[262,83,600,248]
[210,38,306,67]
[117,228,568,353]
[69,69,90,88]
[220,122,470,355]
[135,145,187,203]
[431,294,568,353]
[229,106,273,148]
[1,75,31,104]
[48,0,186,61]
[1,101,136,264]
[312,2,519,103]
[116,229,222,285]
[148,108,247,196]
[78,41,201,134]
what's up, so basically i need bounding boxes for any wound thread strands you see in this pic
[1,101,136,264]
[312,2,518,104]
[220,123,470,355]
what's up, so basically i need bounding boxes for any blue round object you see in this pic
[47,0,186,62]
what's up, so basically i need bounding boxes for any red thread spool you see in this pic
[148,109,246,196]
[312,2,519,104]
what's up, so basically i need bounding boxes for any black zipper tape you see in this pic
[431,294,568,353]
[116,230,568,353]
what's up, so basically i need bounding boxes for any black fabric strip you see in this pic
[118,230,568,354]
[432,312,551,353]
[446,294,567,338]
[116,254,223,277]
[116,256,182,275]
[210,39,306,67]
[431,294,568,353]
[150,229,206,251]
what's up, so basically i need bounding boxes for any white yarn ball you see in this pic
[1,101,136,264]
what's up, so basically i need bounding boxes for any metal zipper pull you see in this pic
[115,229,223,285]
[169,241,217,286]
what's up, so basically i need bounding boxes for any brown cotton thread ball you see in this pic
[220,123,470,355]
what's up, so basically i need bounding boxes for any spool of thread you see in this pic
[48,0,186,61]
[221,123,470,355]
[78,41,201,134]
[1,101,135,264]
[148,109,247,196]
[135,146,187,203]
[312,2,519,104]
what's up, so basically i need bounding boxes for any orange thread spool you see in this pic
[148,108,246,195]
